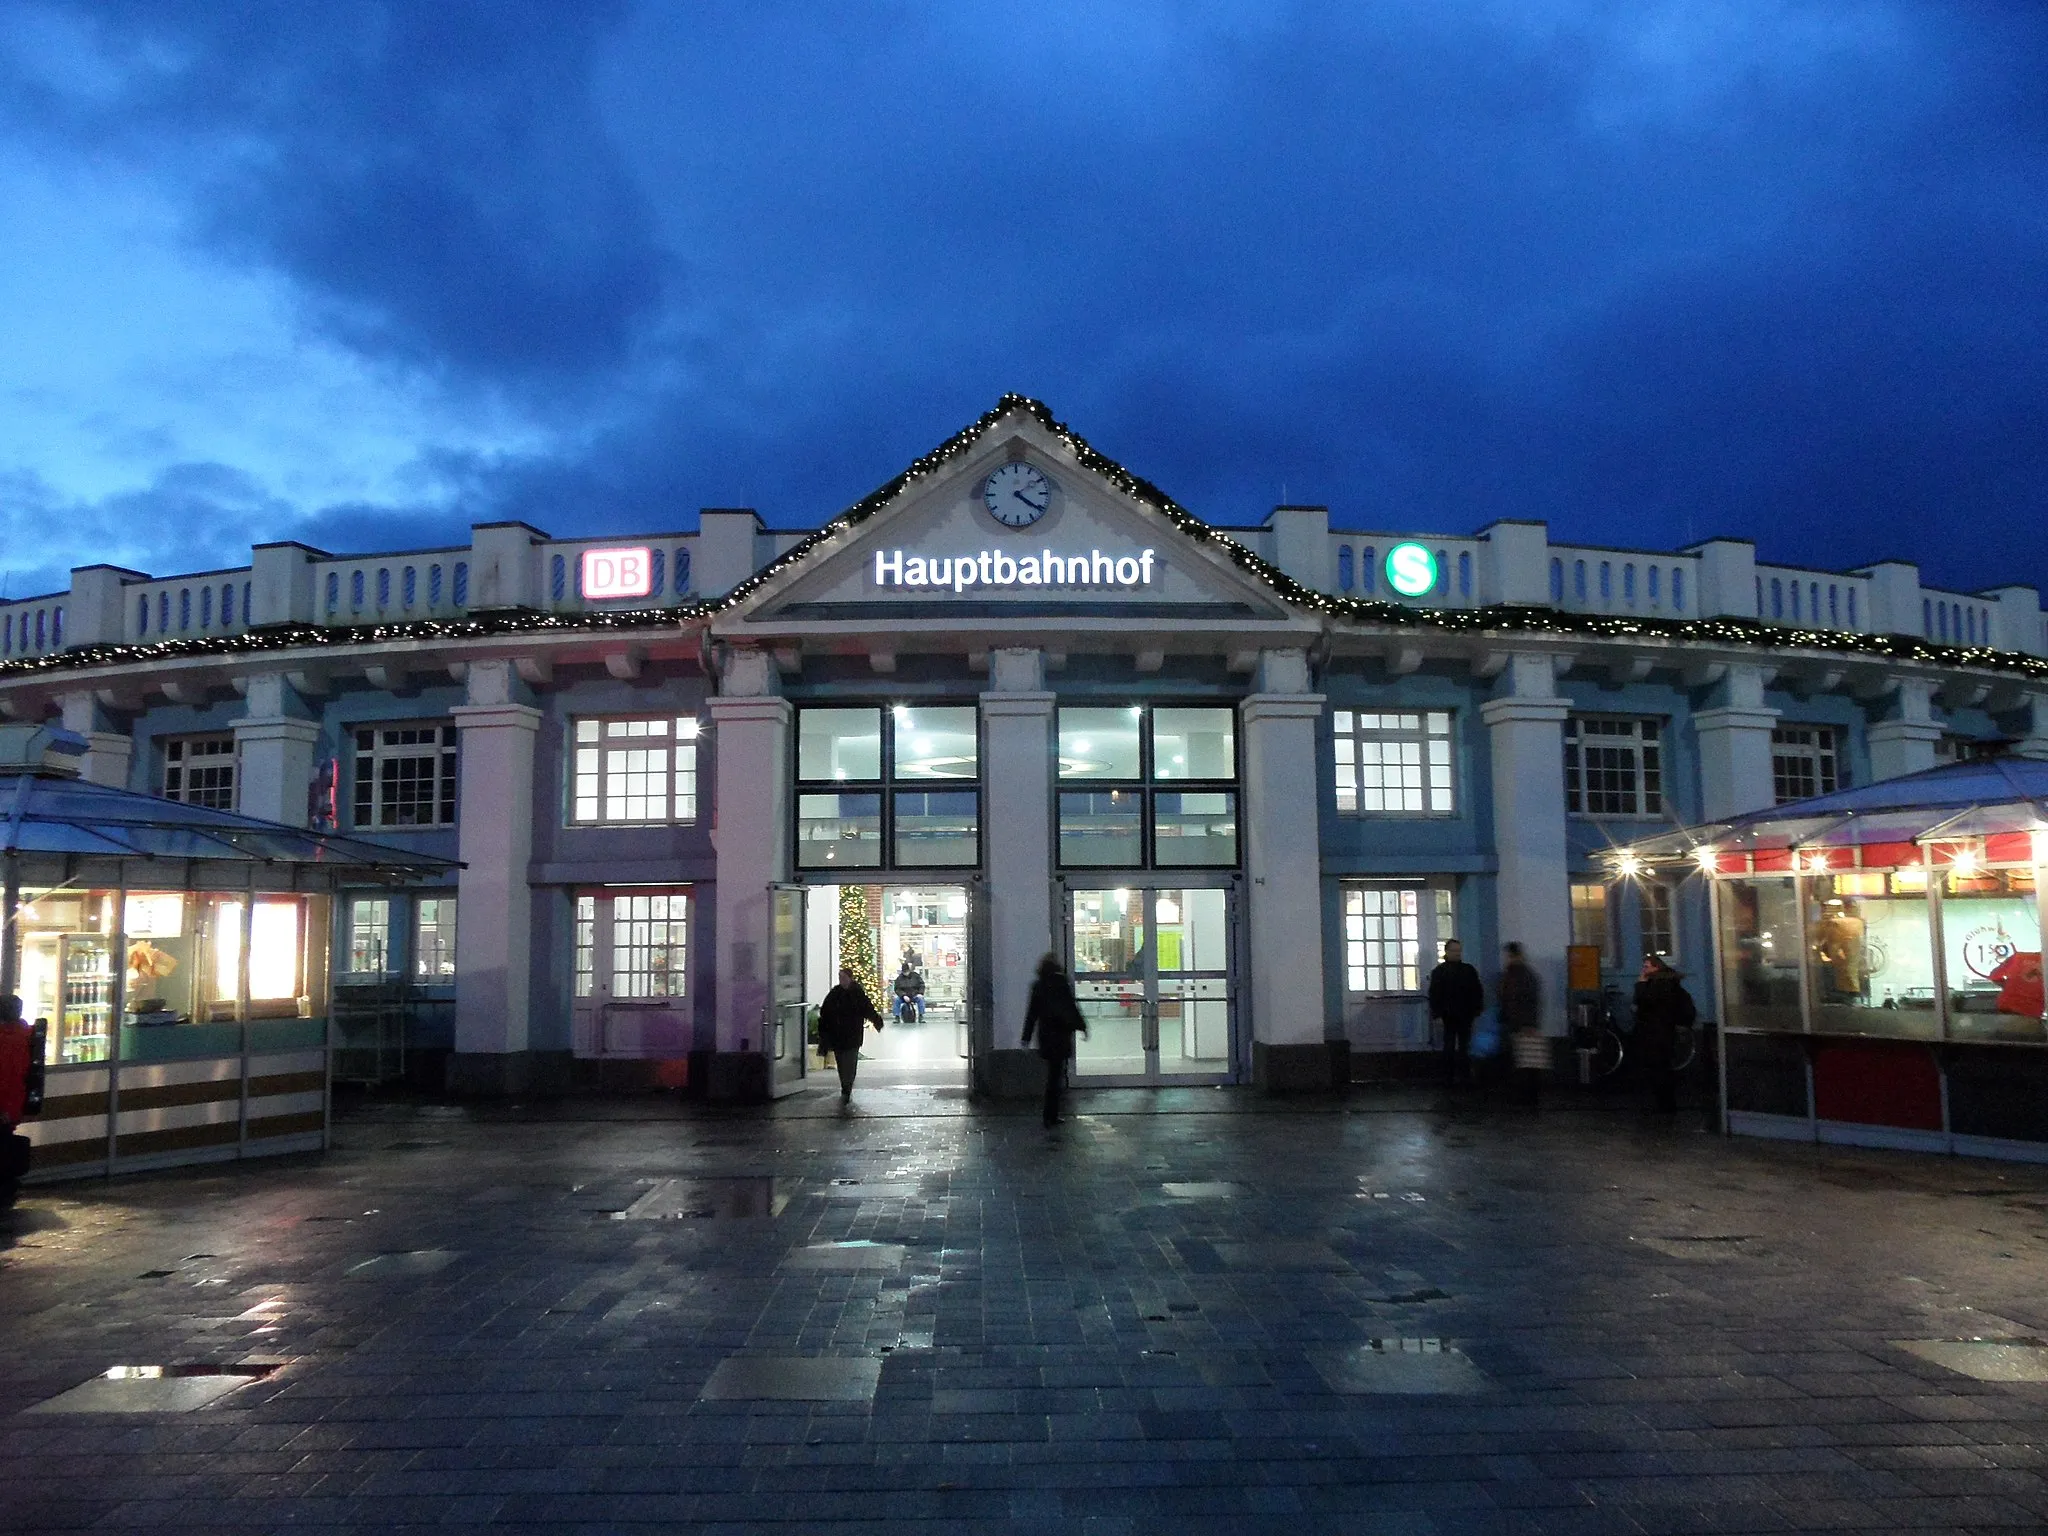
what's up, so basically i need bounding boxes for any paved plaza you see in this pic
[4,1082,2048,1534]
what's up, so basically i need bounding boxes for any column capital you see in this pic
[1239,692,1326,725]
[706,695,792,726]
[451,703,542,733]
[1867,718,1943,745]
[232,716,322,746]
[1693,705,1780,733]
[978,690,1056,718]
[1479,696,1570,728]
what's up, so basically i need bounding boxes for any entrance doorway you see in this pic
[1067,885,1236,1084]
[783,882,978,1089]
[570,887,693,1063]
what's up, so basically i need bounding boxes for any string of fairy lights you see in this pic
[3,392,2044,688]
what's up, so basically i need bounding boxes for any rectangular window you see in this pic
[574,895,596,998]
[796,792,883,868]
[1569,882,1612,965]
[1150,707,1236,780]
[353,725,458,827]
[1342,883,1458,995]
[1771,725,1841,805]
[1639,881,1675,963]
[1564,717,1662,817]
[892,789,979,866]
[163,736,237,810]
[610,892,688,999]
[346,897,392,975]
[798,707,882,781]
[1055,704,1241,869]
[1152,791,1238,867]
[1059,789,1144,866]
[1058,706,1143,780]
[570,716,700,824]
[1332,710,1455,815]
[414,897,457,981]
[795,703,985,870]
[892,705,978,780]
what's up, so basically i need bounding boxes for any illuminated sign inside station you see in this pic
[872,548,1157,595]
[581,546,652,600]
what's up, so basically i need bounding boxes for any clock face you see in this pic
[983,462,1053,528]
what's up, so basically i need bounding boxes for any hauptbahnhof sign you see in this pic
[873,548,1157,594]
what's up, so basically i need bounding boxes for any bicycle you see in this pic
[1571,986,1704,1083]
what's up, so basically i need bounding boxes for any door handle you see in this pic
[1142,1002,1160,1052]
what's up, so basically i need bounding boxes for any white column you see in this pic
[451,660,541,1084]
[981,649,1054,1089]
[1480,653,1571,1034]
[2011,693,2048,760]
[708,647,790,1083]
[1694,664,1780,820]
[1868,677,1941,781]
[233,674,319,825]
[1240,649,1328,1087]
[58,692,131,789]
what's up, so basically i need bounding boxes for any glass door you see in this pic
[570,888,694,1061]
[769,884,807,1089]
[1069,886,1235,1084]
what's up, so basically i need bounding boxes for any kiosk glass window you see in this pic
[1939,865,2042,1042]
[799,708,882,782]
[1716,876,1802,1032]
[1564,717,1661,816]
[1805,870,1938,1039]
[892,705,978,780]
[571,716,699,824]
[1332,711,1454,815]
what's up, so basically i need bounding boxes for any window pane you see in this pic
[1716,876,1802,1032]
[1941,867,2043,1043]
[893,789,979,866]
[414,897,457,981]
[347,897,391,974]
[1342,886,1421,993]
[1807,871,1939,1040]
[798,708,882,781]
[795,792,882,868]
[1058,707,1142,780]
[1569,882,1610,964]
[1151,708,1235,780]
[1152,791,1238,867]
[892,705,978,780]
[1058,789,1142,865]
[611,892,687,999]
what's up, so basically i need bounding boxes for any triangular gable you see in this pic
[717,397,1302,629]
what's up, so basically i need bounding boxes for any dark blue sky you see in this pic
[1,1,2043,600]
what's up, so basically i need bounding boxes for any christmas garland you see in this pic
[2,393,2042,686]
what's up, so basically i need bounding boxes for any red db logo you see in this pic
[582,547,651,599]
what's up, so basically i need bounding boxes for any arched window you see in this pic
[1338,545,1355,591]
[2,615,10,652]
[1647,566,1660,605]
[159,593,171,632]
[200,587,213,629]
[1457,550,1471,598]
[220,584,234,628]
[242,581,251,623]
[453,562,469,607]
[1828,585,1839,625]
[1847,589,1857,628]
[1923,598,1933,636]
[1436,550,1449,595]
[35,610,46,650]
[1549,557,1563,602]
[1770,579,1783,619]
[138,596,150,636]
[403,566,417,609]
[350,570,365,611]
[1574,560,1587,601]
[675,547,691,595]
[51,608,60,648]
[1623,563,1636,604]
[325,573,339,616]
[179,589,191,631]
[1360,547,1376,594]
[1671,569,1685,612]
[1809,583,1820,623]
[1966,607,1976,645]
[650,548,667,597]
[429,564,444,607]
[1599,561,1612,601]
[1790,582,1800,622]
[376,568,390,610]
[551,553,566,602]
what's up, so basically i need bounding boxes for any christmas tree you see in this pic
[838,885,881,1008]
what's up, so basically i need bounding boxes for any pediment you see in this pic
[719,401,1298,633]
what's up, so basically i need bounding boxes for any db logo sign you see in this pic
[582,547,652,600]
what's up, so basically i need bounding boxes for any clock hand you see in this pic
[1012,491,1040,509]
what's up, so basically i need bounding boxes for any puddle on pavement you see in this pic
[699,1355,881,1402]
[27,1362,281,1414]
[1895,1338,2048,1382]
[345,1250,460,1278]
[1161,1182,1241,1199]
[784,1241,905,1271]
[614,1178,788,1220]
[1314,1338,1491,1396]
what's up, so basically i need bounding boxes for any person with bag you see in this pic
[1632,953,1696,1114]
[1499,942,1545,1106]
[1426,939,1485,1085]
[818,966,883,1106]
[1021,952,1088,1129]
[892,958,926,1024]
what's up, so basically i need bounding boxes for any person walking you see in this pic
[1632,953,1696,1114]
[1426,938,1485,1085]
[1021,952,1087,1129]
[1499,942,1545,1106]
[818,965,883,1106]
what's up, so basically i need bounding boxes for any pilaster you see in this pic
[1240,686,1329,1087]
[708,691,792,1096]
[1479,653,1570,1034]
[1693,664,1780,820]
[980,651,1054,1095]
[1868,678,1942,781]
[58,692,131,789]
[233,673,318,825]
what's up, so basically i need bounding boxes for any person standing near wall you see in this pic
[1499,942,1544,1107]
[1632,954,1696,1114]
[818,966,883,1106]
[1021,952,1087,1129]
[1427,939,1485,1085]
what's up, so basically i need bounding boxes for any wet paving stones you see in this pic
[2,1087,2048,1532]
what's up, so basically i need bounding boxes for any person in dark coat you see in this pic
[1498,941,1544,1106]
[818,966,883,1105]
[1426,939,1485,1084]
[1632,954,1696,1113]
[1021,952,1088,1129]
[892,959,926,1024]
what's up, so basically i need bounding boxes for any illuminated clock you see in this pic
[983,462,1053,528]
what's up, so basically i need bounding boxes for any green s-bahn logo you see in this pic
[1385,541,1438,598]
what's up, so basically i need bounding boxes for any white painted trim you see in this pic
[1951,1133,2048,1165]
[1816,1120,1947,1154]
[1727,1109,1815,1142]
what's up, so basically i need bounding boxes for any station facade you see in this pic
[2,396,2045,1099]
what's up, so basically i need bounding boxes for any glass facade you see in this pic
[795,704,980,870]
[1056,704,1239,869]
